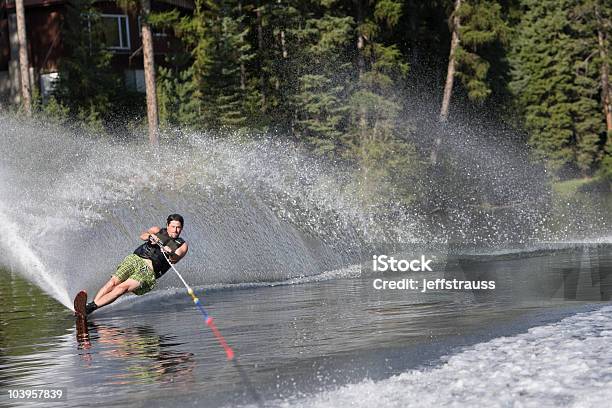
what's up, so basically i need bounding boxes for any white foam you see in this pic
[276,306,612,408]
[0,204,71,308]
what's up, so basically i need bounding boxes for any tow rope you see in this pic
[157,241,234,360]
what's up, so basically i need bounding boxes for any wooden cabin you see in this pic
[0,0,193,106]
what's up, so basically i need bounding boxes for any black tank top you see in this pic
[134,228,186,278]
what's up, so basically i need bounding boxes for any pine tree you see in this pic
[348,0,409,152]
[292,8,353,155]
[572,0,612,175]
[455,0,509,101]
[203,12,248,127]
[510,0,605,175]
[171,0,258,129]
[157,63,201,128]
[257,0,303,129]
[343,0,421,204]
[439,0,508,122]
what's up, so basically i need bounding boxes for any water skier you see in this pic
[85,214,189,315]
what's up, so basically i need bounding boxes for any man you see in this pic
[85,214,189,315]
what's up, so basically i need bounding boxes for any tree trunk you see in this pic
[598,26,612,131]
[356,0,367,145]
[354,0,366,77]
[238,0,246,91]
[15,0,31,115]
[278,0,287,59]
[280,30,287,59]
[275,20,286,91]
[407,0,419,61]
[256,3,266,112]
[432,0,461,165]
[353,0,369,171]
[141,0,159,145]
[439,0,461,122]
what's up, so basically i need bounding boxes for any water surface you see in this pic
[1,244,611,407]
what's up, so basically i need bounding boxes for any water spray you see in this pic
[156,241,235,360]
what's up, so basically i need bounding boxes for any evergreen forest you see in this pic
[43,0,612,192]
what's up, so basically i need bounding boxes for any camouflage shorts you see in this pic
[113,254,156,296]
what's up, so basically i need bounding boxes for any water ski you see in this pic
[74,290,89,342]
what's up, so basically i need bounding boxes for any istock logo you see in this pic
[372,255,433,272]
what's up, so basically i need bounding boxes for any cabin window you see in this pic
[100,14,130,50]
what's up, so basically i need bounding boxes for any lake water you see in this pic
[1,243,611,407]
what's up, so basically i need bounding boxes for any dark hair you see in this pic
[167,214,184,226]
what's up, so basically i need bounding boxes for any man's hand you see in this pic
[149,234,161,245]
[141,226,162,242]
[161,246,177,263]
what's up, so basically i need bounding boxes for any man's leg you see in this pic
[87,255,149,315]
[93,276,121,304]
[94,278,142,308]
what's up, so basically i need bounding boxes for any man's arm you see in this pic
[168,242,189,264]
[139,226,162,242]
